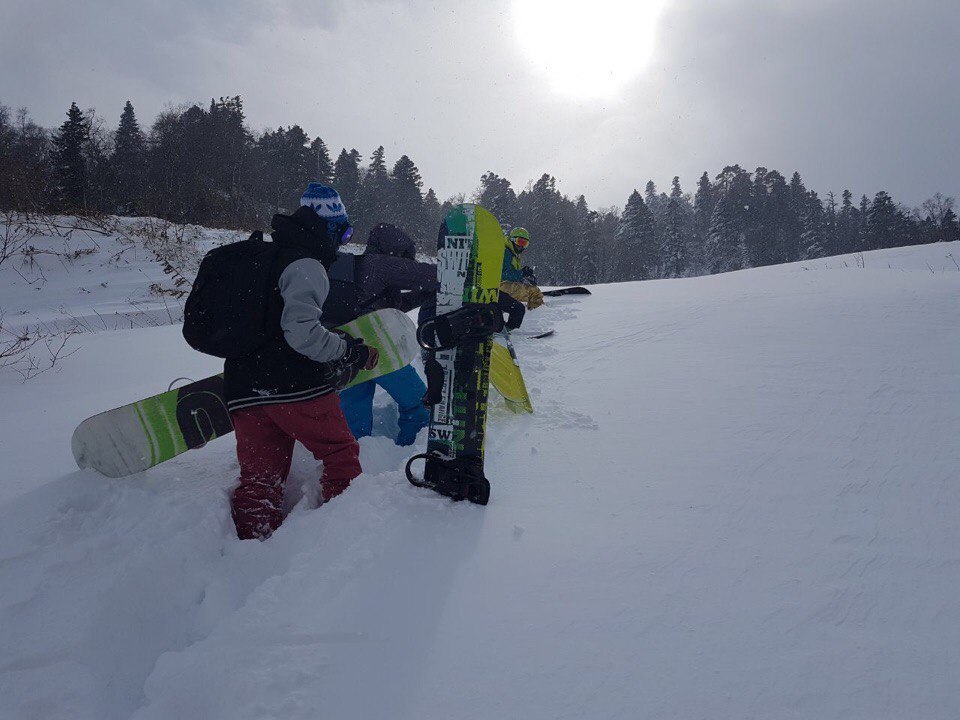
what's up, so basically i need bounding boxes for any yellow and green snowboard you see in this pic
[72,308,419,478]
[406,204,505,505]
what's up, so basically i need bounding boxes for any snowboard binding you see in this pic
[405,452,491,506]
[416,303,504,352]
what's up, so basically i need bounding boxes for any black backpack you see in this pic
[320,252,361,328]
[183,231,280,358]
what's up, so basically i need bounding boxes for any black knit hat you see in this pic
[365,223,416,260]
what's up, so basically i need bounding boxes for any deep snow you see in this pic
[0,233,958,719]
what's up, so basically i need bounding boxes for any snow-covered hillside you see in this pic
[0,215,384,337]
[0,233,958,720]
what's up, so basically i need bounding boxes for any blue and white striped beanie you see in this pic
[300,183,349,224]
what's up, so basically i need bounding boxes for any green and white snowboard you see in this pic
[405,204,505,504]
[72,308,419,478]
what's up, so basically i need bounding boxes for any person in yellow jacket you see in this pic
[500,227,544,309]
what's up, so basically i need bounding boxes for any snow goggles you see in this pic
[513,236,529,250]
[339,225,354,245]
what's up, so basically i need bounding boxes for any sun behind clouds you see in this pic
[512,0,669,99]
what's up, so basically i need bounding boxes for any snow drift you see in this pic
[0,231,958,719]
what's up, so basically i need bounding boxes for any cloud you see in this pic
[1,0,956,208]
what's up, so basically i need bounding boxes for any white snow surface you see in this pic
[0,215,381,336]
[0,236,958,719]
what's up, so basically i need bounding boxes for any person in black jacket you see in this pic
[227,183,377,540]
[336,223,437,446]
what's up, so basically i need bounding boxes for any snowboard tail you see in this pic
[512,329,554,339]
[490,333,533,414]
[405,453,490,505]
[543,286,591,297]
[71,375,233,478]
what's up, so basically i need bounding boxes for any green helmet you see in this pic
[508,227,530,250]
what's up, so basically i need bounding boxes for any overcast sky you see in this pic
[2,0,957,209]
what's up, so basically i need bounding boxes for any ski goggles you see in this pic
[338,225,354,245]
[513,236,529,250]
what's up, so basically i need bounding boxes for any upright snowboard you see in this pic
[72,308,419,478]
[406,204,505,504]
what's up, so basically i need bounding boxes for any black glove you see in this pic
[325,332,371,389]
[521,265,537,285]
[341,335,371,371]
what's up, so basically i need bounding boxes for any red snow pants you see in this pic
[230,393,361,540]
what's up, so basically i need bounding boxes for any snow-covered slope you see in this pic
[0,215,380,335]
[0,241,957,720]
[0,216,238,333]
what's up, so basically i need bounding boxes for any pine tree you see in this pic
[753,169,790,267]
[0,105,14,209]
[333,149,361,202]
[822,191,839,256]
[423,188,441,218]
[253,127,280,213]
[111,100,146,213]
[614,189,658,280]
[940,207,960,243]
[207,96,253,226]
[390,154,424,236]
[743,167,767,267]
[512,173,583,284]
[283,126,313,206]
[369,145,388,180]
[51,102,89,211]
[704,194,747,274]
[784,172,807,263]
[145,96,253,226]
[866,191,900,249]
[421,188,442,253]
[644,180,666,218]
[477,171,518,224]
[801,191,826,259]
[253,125,313,214]
[0,106,50,211]
[594,208,621,282]
[310,137,332,184]
[705,165,752,272]
[333,148,362,226]
[837,189,858,253]
[572,194,601,283]
[357,145,391,235]
[87,110,114,214]
[692,171,716,273]
[858,194,870,250]
[144,107,183,220]
[519,174,567,283]
[662,176,690,278]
